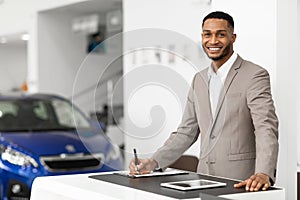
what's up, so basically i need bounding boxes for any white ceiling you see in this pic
[43,0,122,15]
[0,0,122,45]
[0,32,28,46]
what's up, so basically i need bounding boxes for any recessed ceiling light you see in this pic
[21,34,30,41]
[0,37,7,44]
[110,16,120,25]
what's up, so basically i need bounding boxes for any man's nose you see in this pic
[210,35,219,44]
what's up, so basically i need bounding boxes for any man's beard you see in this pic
[203,44,231,61]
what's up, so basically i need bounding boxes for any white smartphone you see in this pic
[160,179,226,191]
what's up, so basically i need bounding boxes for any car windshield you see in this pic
[0,97,91,132]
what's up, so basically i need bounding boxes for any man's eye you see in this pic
[203,33,211,37]
[218,33,225,37]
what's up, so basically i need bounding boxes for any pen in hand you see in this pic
[130,149,152,175]
[133,148,139,172]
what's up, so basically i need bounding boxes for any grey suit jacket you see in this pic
[152,55,279,182]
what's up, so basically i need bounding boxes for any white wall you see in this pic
[298,0,300,169]
[0,0,85,36]
[0,44,27,92]
[0,0,91,94]
[211,0,276,86]
[37,12,84,98]
[123,0,211,166]
[276,0,298,199]
[37,10,123,115]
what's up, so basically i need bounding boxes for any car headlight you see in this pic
[106,144,121,162]
[0,145,39,168]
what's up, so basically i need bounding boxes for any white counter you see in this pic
[30,172,285,200]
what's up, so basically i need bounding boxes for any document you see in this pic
[114,168,189,178]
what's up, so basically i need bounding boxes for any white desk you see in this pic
[30,172,285,200]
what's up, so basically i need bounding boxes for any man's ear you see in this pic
[232,33,237,43]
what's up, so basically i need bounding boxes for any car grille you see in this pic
[40,153,104,172]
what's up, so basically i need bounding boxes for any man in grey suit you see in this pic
[129,11,279,192]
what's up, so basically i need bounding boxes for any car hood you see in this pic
[0,130,110,156]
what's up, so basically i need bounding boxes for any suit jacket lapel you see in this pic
[200,68,213,123]
[212,55,243,126]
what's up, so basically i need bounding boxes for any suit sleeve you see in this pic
[151,76,200,169]
[246,68,279,183]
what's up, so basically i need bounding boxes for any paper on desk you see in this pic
[114,168,189,178]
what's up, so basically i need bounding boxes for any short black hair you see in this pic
[202,11,234,30]
[92,32,103,38]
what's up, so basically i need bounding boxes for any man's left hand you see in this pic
[234,173,271,192]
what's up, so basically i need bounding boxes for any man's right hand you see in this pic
[129,158,158,174]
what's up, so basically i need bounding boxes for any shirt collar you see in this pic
[207,52,238,83]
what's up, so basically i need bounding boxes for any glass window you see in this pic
[0,102,18,117]
[33,101,49,120]
[0,97,91,132]
[51,99,90,128]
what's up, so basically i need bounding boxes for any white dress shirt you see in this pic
[208,52,238,118]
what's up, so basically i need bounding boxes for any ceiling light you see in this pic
[110,16,120,26]
[0,37,7,44]
[21,34,30,41]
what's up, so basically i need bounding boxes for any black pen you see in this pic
[133,148,139,171]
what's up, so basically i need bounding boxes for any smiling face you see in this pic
[202,18,236,69]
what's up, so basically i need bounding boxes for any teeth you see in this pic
[209,47,221,51]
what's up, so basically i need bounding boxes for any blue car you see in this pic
[0,93,123,200]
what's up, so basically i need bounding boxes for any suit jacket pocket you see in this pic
[229,152,256,161]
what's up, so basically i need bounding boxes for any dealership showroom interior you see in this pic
[0,0,299,200]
